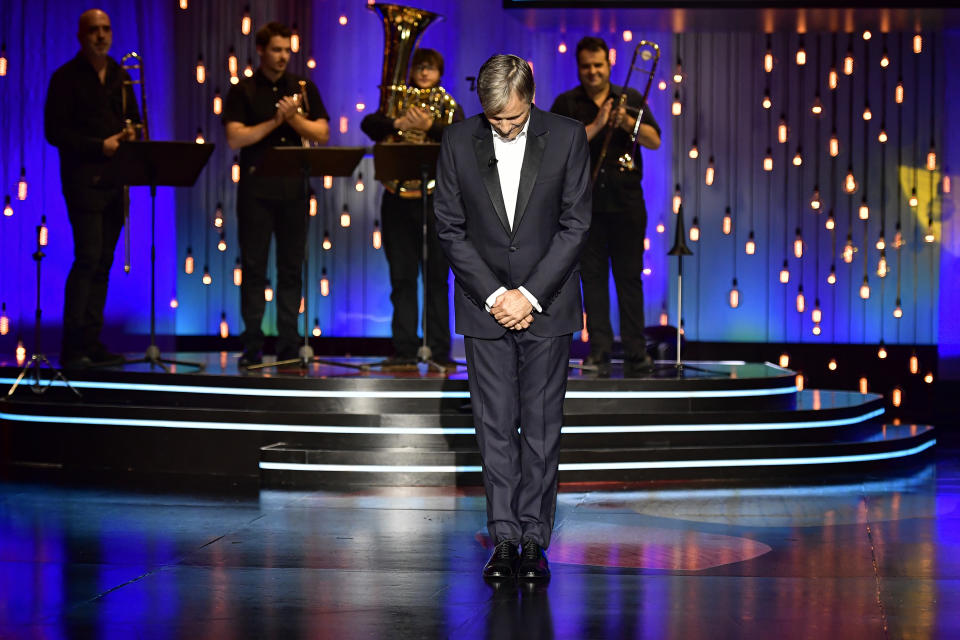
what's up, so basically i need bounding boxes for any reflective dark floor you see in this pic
[2,453,959,639]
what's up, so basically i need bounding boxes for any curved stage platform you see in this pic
[0,354,935,487]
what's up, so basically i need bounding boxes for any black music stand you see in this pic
[372,142,448,374]
[247,146,367,371]
[109,141,215,372]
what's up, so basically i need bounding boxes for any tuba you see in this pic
[371,3,458,198]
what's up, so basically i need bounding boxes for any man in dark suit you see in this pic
[434,55,591,581]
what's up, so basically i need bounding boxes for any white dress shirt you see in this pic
[485,116,541,314]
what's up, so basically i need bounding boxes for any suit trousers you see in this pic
[581,203,648,361]
[61,190,124,357]
[236,188,307,355]
[381,191,451,360]
[464,330,571,548]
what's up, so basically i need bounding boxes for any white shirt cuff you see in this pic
[485,286,508,312]
[518,286,542,313]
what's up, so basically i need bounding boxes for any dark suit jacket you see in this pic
[434,105,592,339]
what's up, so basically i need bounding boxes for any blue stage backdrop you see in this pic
[0,1,955,362]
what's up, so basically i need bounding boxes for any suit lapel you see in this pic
[511,106,547,237]
[472,119,511,236]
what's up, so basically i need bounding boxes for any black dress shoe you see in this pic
[584,353,611,377]
[623,353,654,378]
[61,354,92,370]
[238,351,262,368]
[517,540,550,580]
[88,346,125,367]
[482,540,519,580]
[379,356,418,371]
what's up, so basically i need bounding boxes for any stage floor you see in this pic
[1,453,957,639]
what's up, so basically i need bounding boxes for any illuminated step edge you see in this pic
[259,439,935,473]
[0,407,884,435]
[0,377,795,399]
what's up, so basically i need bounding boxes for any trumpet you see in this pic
[591,40,660,186]
[120,52,149,273]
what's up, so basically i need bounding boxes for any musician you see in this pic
[223,21,329,367]
[550,36,661,377]
[44,8,139,369]
[361,48,464,370]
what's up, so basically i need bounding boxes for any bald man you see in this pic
[45,9,139,369]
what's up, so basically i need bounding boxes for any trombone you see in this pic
[591,39,660,186]
[120,52,149,273]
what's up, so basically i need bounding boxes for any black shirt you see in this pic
[44,53,140,205]
[222,69,329,199]
[550,84,660,212]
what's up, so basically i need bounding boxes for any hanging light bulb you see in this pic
[877,252,888,278]
[230,71,239,85]
[722,207,732,235]
[943,175,951,194]
[213,89,223,115]
[810,188,821,210]
[796,373,805,390]
[0,303,8,336]
[843,48,854,75]
[924,226,936,244]
[299,296,305,314]
[745,231,756,255]
[214,203,224,228]
[233,258,242,286]
[862,104,872,121]
[778,115,788,143]
[196,55,206,84]
[705,157,715,186]
[673,59,683,83]
[862,30,872,41]
[0,45,7,77]
[309,191,318,217]
[763,148,774,171]
[184,248,195,274]
[825,210,836,230]
[858,199,869,220]
[877,342,887,359]
[859,275,870,299]
[829,129,840,157]
[689,217,700,242]
[307,56,317,70]
[243,59,254,78]
[217,232,227,252]
[894,221,904,247]
[372,220,382,249]
[762,90,772,110]
[320,269,330,297]
[322,229,332,250]
[844,167,857,193]
[811,299,822,324]
[219,312,229,339]
[927,147,937,171]
[16,338,26,366]
[355,173,365,192]
[893,298,903,318]
[202,266,212,285]
[878,127,888,143]
[231,156,240,183]
[880,49,890,68]
[827,264,837,285]
[895,78,904,104]
[793,228,803,258]
[322,176,334,191]
[779,353,790,368]
[843,233,855,263]
[909,352,920,374]
[892,387,903,407]
[290,24,300,53]
[659,307,669,326]
[241,6,252,35]
[228,47,238,75]
[909,188,918,207]
[656,220,666,234]
[792,148,802,166]
[17,168,27,200]
[673,184,682,213]
[3,195,12,217]
[913,33,922,54]
[764,46,773,73]
[195,128,205,144]
[828,358,838,371]
[37,216,48,247]
[859,377,868,394]
[264,281,274,301]
[728,278,740,308]
[644,237,651,251]
[796,41,806,65]
[779,260,790,284]
[671,91,682,116]
[828,65,838,90]
[688,140,699,159]
[312,318,322,337]
[796,285,806,313]
[170,297,179,309]
[339,15,348,26]
[811,94,822,115]
[340,204,351,227]
[812,322,822,335]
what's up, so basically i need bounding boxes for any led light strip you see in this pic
[0,407,882,435]
[0,377,796,399]
[258,439,935,473]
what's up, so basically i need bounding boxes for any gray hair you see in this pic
[476,54,534,114]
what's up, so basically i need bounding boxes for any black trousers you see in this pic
[61,191,124,357]
[581,203,647,361]
[381,191,451,359]
[464,331,571,548]
[236,188,306,355]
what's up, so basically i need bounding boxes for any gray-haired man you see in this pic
[434,55,592,581]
